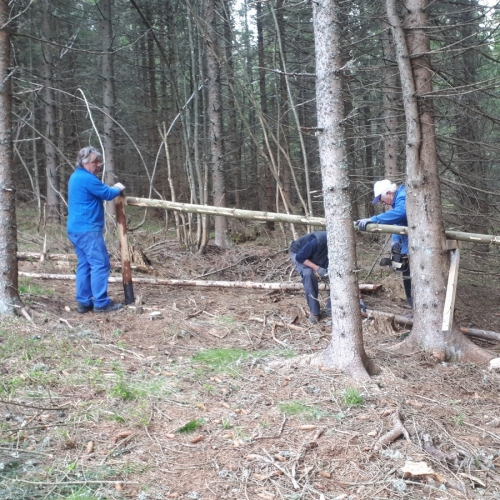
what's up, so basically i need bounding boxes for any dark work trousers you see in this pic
[402,264,413,308]
[290,252,330,316]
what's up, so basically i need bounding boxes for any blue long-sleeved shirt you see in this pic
[67,167,121,233]
[370,185,408,254]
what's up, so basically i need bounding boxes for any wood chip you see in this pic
[113,431,132,443]
[318,470,331,479]
[114,483,122,491]
[256,492,274,500]
[246,453,264,460]
[86,441,94,454]
[459,472,486,487]
[253,473,268,481]
[221,402,230,409]
[298,424,316,430]
[274,454,286,462]
[190,435,205,444]
[165,433,176,439]
[406,400,424,408]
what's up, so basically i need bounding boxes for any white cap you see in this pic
[372,179,396,204]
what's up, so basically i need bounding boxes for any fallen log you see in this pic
[18,258,151,273]
[460,327,500,343]
[18,252,77,261]
[17,272,380,292]
[362,308,414,327]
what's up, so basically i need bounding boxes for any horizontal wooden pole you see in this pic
[125,197,326,226]
[124,197,500,245]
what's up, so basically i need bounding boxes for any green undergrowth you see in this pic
[18,277,55,298]
[278,400,329,420]
[191,347,295,376]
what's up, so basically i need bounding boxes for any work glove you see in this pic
[391,242,402,254]
[113,182,126,193]
[317,267,328,278]
[356,218,372,231]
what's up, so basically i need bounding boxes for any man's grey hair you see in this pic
[76,146,103,168]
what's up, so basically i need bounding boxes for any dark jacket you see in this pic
[290,231,328,268]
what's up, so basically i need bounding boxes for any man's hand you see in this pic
[356,218,372,231]
[113,182,125,193]
[317,267,328,278]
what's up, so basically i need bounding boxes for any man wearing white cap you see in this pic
[355,180,413,308]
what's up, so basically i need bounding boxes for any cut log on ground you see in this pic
[17,252,77,261]
[460,327,500,343]
[362,308,414,327]
[17,272,380,292]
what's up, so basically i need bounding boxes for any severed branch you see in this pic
[372,411,410,452]
[460,327,500,343]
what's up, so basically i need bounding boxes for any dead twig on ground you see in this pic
[372,411,410,452]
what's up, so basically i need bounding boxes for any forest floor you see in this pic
[2,219,500,500]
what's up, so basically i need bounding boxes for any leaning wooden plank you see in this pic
[442,244,460,333]
[460,327,500,343]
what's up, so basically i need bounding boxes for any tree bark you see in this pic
[0,0,22,314]
[385,0,491,363]
[41,0,60,223]
[380,23,401,180]
[256,1,275,230]
[310,0,373,379]
[100,0,117,220]
[205,0,231,248]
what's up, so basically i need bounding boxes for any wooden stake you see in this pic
[442,241,461,334]
[115,196,135,305]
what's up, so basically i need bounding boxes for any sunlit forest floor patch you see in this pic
[1,228,500,499]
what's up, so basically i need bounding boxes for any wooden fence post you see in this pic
[442,240,461,335]
[114,195,135,305]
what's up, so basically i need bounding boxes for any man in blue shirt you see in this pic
[356,179,413,308]
[290,231,330,323]
[67,146,125,313]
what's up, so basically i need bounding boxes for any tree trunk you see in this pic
[100,0,117,220]
[41,0,60,224]
[380,24,401,180]
[205,0,231,248]
[257,1,275,229]
[385,0,491,363]
[310,0,373,379]
[0,0,22,314]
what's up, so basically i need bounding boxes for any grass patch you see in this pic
[18,277,54,297]
[192,347,295,375]
[343,388,364,407]
[177,418,204,433]
[192,348,252,373]
[278,401,327,420]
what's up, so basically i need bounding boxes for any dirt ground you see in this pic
[1,231,500,500]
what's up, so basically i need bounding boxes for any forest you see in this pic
[1,0,500,499]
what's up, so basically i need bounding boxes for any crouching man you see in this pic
[290,231,330,324]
